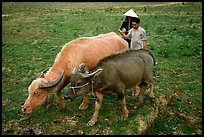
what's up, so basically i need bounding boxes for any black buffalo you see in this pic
[68,49,155,126]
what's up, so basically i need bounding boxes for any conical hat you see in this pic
[123,9,138,18]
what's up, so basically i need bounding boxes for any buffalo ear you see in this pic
[78,63,88,73]
[39,73,45,78]
[37,67,51,78]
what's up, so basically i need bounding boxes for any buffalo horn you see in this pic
[38,70,65,88]
[72,67,77,74]
[82,68,103,79]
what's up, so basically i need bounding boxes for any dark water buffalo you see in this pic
[68,49,155,126]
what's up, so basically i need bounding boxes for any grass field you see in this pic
[2,2,202,135]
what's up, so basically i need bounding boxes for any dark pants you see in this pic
[125,39,131,48]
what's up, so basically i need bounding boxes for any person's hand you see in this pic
[122,28,126,33]
[117,29,122,33]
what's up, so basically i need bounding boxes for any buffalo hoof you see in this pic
[86,119,96,127]
[63,95,73,101]
[121,109,129,119]
[149,97,156,103]
[134,102,142,109]
[57,102,65,108]
[121,113,129,119]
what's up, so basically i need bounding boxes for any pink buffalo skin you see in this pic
[21,32,128,114]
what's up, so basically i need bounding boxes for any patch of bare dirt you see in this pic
[136,95,169,135]
[3,119,27,135]
[2,14,10,17]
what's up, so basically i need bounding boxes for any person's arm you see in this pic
[117,29,128,39]
[141,28,147,49]
[143,40,147,49]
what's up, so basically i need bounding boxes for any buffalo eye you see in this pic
[34,92,39,96]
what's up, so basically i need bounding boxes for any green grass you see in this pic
[2,2,202,135]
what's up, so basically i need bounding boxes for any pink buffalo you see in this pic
[21,32,128,114]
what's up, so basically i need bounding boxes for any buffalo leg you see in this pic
[145,71,155,98]
[149,82,155,98]
[79,88,89,110]
[131,86,137,96]
[118,97,129,119]
[56,87,65,108]
[136,82,147,107]
[131,86,140,96]
[115,85,129,118]
[86,91,104,126]
[56,78,69,108]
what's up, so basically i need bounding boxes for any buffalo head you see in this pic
[21,69,64,114]
[65,64,103,100]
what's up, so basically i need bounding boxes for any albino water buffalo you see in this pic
[21,32,128,114]
[68,49,155,126]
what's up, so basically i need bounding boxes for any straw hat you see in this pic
[123,9,138,18]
